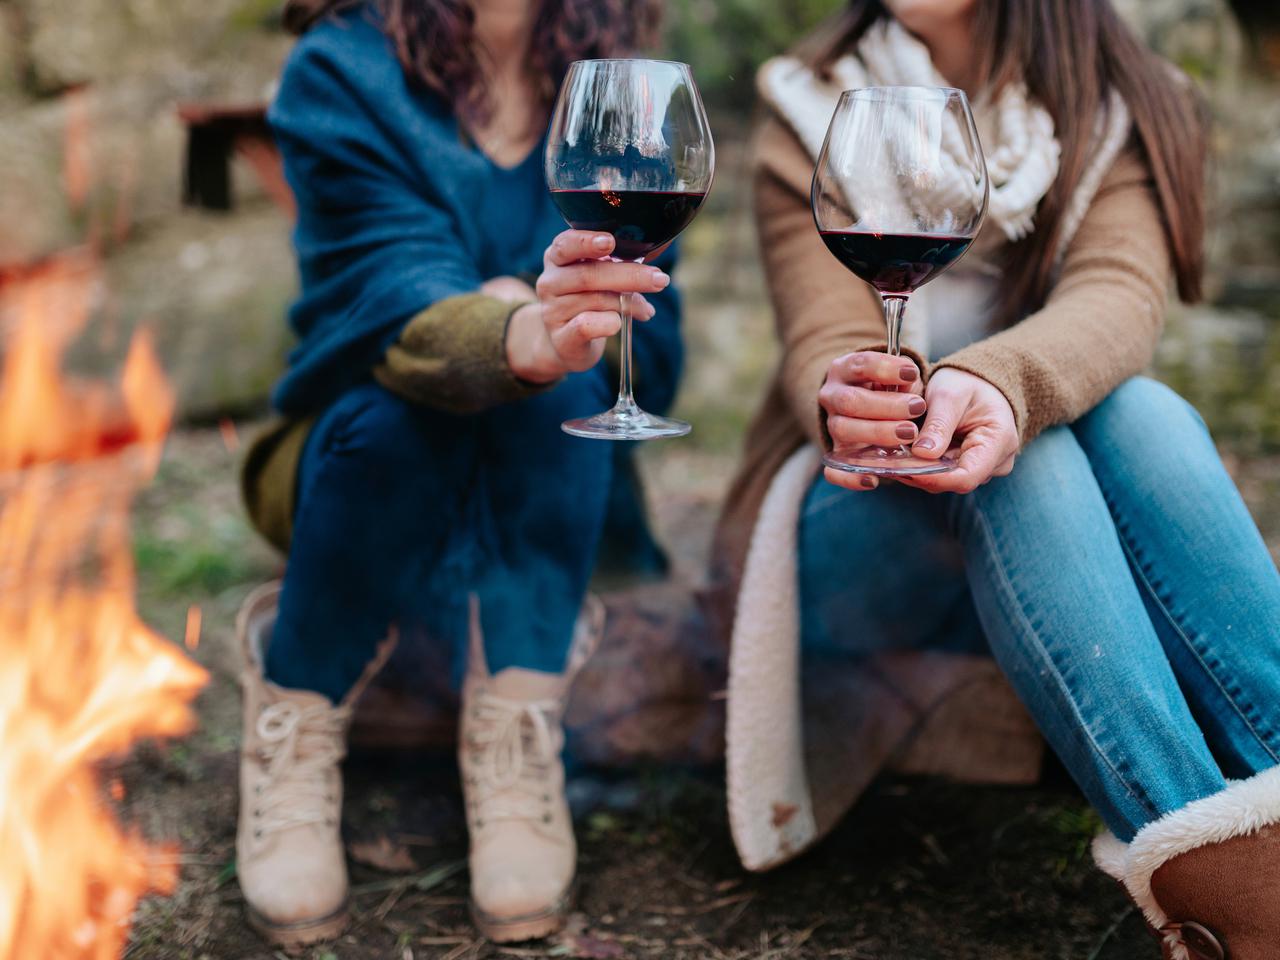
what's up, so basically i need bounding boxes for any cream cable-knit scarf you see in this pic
[759,18,1132,255]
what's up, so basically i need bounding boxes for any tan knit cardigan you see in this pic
[710,111,1174,871]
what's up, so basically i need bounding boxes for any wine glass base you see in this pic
[562,408,691,441]
[824,444,956,477]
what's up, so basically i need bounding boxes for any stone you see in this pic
[568,584,725,766]
[0,4,24,100]
[96,203,296,420]
[0,83,187,265]
[349,583,728,767]
[15,0,288,93]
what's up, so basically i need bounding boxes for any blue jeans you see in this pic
[265,367,616,703]
[799,378,1280,841]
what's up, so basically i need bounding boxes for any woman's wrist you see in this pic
[505,302,565,384]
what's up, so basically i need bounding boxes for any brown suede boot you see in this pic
[235,582,395,947]
[460,594,603,943]
[1092,766,1280,960]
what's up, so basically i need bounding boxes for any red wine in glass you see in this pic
[811,86,989,477]
[818,230,973,297]
[551,189,707,262]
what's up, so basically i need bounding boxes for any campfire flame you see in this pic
[0,251,209,959]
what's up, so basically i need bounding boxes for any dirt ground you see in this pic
[114,421,1280,960]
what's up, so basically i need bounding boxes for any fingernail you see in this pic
[860,476,876,489]
[895,423,917,441]
[908,397,927,416]
[593,235,612,250]
[644,301,657,318]
[915,437,936,452]
[899,366,918,382]
[652,271,670,288]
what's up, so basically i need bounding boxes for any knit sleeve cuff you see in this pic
[929,344,1032,444]
[374,293,561,414]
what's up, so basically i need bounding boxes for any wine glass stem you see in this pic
[883,295,910,455]
[883,295,907,357]
[612,257,645,418]
[613,290,639,417]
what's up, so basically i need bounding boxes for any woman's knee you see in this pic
[981,425,1093,498]
[1072,378,1232,500]
[961,425,1108,533]
[1077,377,1208,447]
[310,382,470,477]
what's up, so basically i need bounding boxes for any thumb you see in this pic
[913,389,966,460]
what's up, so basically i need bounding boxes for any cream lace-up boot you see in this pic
[460,594,603,942]
[235,582,395,947]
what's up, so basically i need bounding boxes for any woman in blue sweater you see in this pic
[236,0,679,946]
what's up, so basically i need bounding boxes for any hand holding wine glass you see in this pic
[895,367,1019,493]
[812,86,988,477]
[545,59,714,440]
[818,350,926,489]
[505,230,670,384]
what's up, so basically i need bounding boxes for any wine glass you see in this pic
[546,59,714,440]
[812,86,988,476]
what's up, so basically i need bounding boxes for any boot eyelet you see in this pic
[542,814,552,824]
[254,829,263,839]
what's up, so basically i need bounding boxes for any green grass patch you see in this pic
[134,533,259,596]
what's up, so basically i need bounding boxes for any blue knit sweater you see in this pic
[267,4,684,417]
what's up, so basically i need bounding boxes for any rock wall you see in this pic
[0,0,294,419]
[1121,0,1280,297]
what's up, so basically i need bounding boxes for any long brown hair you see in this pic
[282,0,662,123]
[801,0,1207,324]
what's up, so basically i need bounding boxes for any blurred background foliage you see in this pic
[662,0,831,108]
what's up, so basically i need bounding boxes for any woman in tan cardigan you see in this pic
[714,2,1280,957]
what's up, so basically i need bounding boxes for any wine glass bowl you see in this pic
[812,86,989,476]
[545,59,715,440]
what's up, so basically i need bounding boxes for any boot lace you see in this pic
[466,691,562,825]
[1160,930,1192,960]
[252,700,346,837]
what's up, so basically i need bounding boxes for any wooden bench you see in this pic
[177,103,294,216]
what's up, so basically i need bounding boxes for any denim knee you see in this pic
[965,425,1093,509]
[1071,377,1229,505]
[300,382,475,505]
[316,382,420,453]
[1077,377,1209,446]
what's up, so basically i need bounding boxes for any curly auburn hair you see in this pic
[283,0,663,122]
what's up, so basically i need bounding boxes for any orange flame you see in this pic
[184,605,202,652]
[217,418,239,455]
[0,253,208,959]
